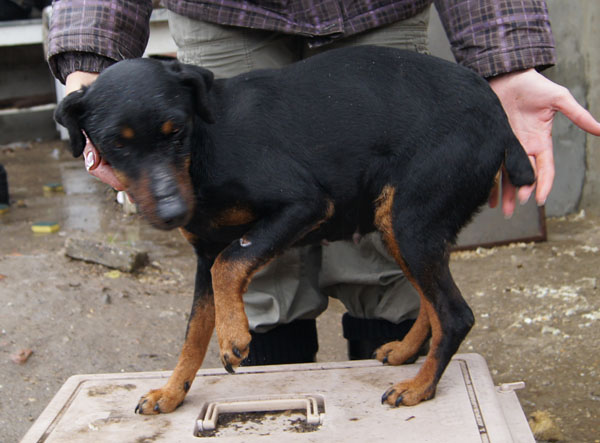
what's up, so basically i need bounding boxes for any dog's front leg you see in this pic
[211,201,334,372]
[136,254,214,414]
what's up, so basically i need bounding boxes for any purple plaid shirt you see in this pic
[47,0,555,83]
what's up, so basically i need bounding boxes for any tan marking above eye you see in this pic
[161,120,177,135]
[121,126,135,139]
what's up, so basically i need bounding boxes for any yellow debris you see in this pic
[31,222,60,233]
[43,183,64,193]
[104,270,122,279]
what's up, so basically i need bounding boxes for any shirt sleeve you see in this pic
[434,0,556,78]
[47,0,154,83]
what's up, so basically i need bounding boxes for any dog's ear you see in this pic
[54,89,87,157]
[167,61,215,123]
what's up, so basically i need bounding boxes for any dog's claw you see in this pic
[381,388,395,404]
[382,355,388,365]
[395,395,404,407]
[154,403,161,413]
[233,347,242,359]
[223,355,236,374]
[135,400,146,414]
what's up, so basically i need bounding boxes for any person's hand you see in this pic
[65,71,125,191]
[488,68,600,217]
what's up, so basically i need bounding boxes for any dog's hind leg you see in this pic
[373,185,474,407]
[374,296,431,366]
[211,199,334,372]
[135,254,215,414]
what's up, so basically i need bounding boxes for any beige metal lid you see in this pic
[21,354,533,442]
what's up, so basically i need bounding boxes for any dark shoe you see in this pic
[242,319,318,366]
[342,313,429,363]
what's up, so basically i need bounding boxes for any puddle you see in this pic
[0,141,186,254]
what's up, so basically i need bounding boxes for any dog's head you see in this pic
[55,58,215,230]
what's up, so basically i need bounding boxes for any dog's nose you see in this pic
[156,195,189,229]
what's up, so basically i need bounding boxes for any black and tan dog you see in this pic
[55,45,535,414]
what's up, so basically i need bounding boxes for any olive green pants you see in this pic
[169,8,430,332]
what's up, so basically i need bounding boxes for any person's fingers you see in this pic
[516,155,537,205]
[65,71,98,95]
[82,144,126,191]
[488,178,500,209]
[553,87,600,136]
[517,183,535,206]
[83,143,100,171]
[533,147,555,206]
[501,168,517,218]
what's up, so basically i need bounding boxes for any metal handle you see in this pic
[196,395,324,432]
[498,381,526,392]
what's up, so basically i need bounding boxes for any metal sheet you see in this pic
[22,354,534,443]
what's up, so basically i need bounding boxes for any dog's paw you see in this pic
[218,329,251,373]
[381,379,436,407]
[374,340,418,366]
[135,387,185,415]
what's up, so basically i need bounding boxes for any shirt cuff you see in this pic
[49,52,116,84]
[463,47,556,79]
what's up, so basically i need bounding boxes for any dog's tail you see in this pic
[504,134,536,187]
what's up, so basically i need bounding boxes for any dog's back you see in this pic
[204,46,533,243]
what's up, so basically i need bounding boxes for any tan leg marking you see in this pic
[373,185,442,406]
[211,257,255,370]
[136,299,215,414]
[210,200,335,370]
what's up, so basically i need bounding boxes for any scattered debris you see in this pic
[10,349,33,365]
[42,182,64,193]
[510,255,524,268]
[541,326,562,336]
[579,245,599,254]
[452,246,497,259]
[31,221,60,234]
[528,410,564,442]
[570,209,586,221]
[104,270,122,279]
[582,310,600,321]
[0,141,31,152]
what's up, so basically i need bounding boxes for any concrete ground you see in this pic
[1,141,599,442]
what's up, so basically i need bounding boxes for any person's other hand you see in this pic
[65,71,125,191]
[488,68,600,217]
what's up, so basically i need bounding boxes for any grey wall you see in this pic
[428,1,600,216]
[577,1,600,214]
